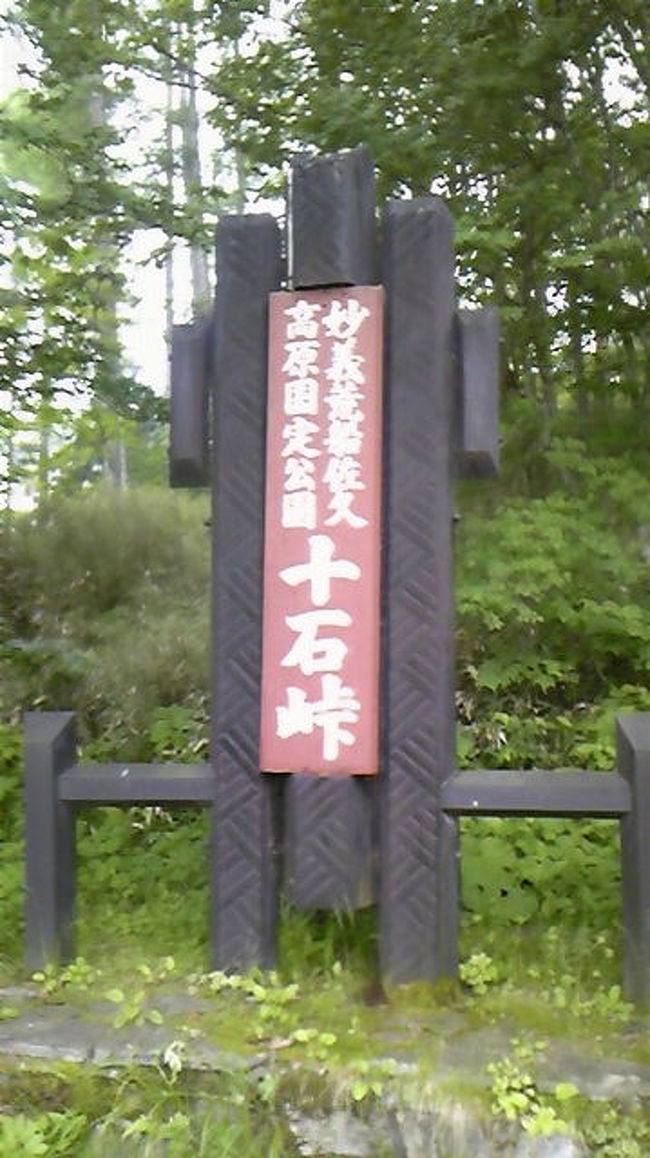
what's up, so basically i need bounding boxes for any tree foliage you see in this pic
[212,0,649,423]
[0,0,250,500]
[1,7,134,408]
[2,0,648,500]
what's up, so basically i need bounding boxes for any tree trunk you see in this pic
[568,277,588,428]
[165,73,176,396]
[180,2,210,315]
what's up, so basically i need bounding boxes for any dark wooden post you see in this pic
[24,712,77,970]
[379,199,459,982]
[616,713,650,1008]
[456,308,500,479]
[282,148,379,911]
[210,215,283,969]
[169,316,211,488]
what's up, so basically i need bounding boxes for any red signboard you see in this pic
[260,286,384,776]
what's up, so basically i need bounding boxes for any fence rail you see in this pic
[58,763,213,805]
[442,769,631,818]
[23,709,650,1007]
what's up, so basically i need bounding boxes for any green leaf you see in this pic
[554,1082,579,1102]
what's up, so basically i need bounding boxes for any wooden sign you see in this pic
[260,286,384,776]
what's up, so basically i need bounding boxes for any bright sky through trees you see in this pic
[1,8,170,398]
[1,0,646,512]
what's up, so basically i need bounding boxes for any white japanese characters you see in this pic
[277,675,361,763]
[280,300,323,532]
[274,294,372,762]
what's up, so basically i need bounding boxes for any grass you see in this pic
[6,899,649,1067]
[1,807,647,1060]
[1,806,649,1154]
[2,809,648,1153]
[2,481,650,1152]
[0,1062,300,1157]
[1,919,648,1156]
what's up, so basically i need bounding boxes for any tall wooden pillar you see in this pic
[379,199,459,981]
[282,147,379,911]
[210,215,283,969]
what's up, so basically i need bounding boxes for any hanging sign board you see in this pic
[260,286,384,776]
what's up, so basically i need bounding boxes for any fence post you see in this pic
[24,712,77,971]
[616,713,650,1008]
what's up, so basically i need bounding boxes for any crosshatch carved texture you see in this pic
[379,199,459,983]
[211,215,283,970]
[290,146,376,289]
[616,715,650,1008]
[285,775,376,909]
[283,148,378,911]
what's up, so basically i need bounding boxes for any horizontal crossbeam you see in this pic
[59,764,632,816]
[442,769,630,818]
[58,763,213,806]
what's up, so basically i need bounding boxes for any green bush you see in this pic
[8,485,209,620]
[0,724,23,965]
[0,487,210,744]
[73,607,209,754]
[456,440,650,769]
[1,442,648,971]
[0,723,22,836]
[461,816,619,930]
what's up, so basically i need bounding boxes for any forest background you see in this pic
[0,0,649,983]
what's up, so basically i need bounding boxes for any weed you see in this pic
[345,1057,399,1104]
[0,1109,88,1157]
[581,1103,650,1157]
[459,952,500,995]
[487,1040,578,1138]
[105,987,164,1029]
[32,958,102,998]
